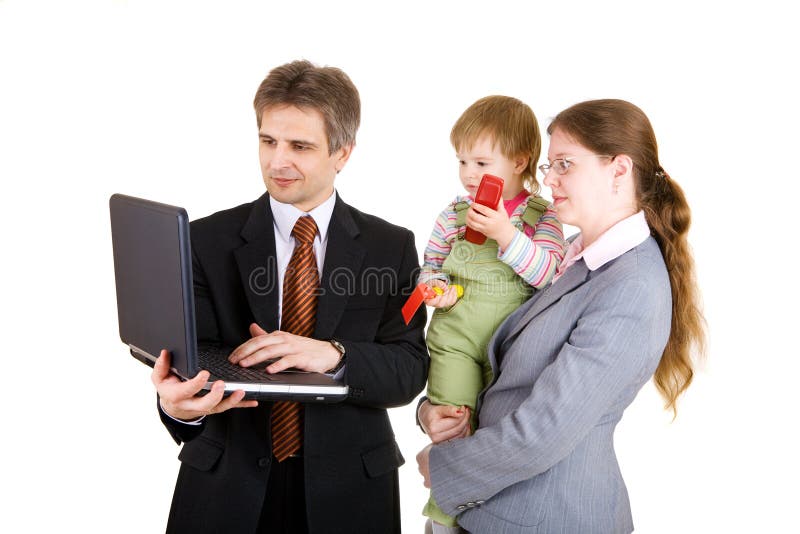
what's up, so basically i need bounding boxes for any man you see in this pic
[152,60,429,534]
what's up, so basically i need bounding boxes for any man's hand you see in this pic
[152,350,257,421]
[417,443,433,488]
[227,323,342,374]
[419,400,471,443]
[466,202,517,250]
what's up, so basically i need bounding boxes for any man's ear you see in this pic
[334,143,355,174]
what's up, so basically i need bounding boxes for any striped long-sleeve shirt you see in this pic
[419,194,565,289]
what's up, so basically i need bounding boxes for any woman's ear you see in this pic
[613,154,634,179]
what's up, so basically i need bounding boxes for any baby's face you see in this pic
[456,135,524,198]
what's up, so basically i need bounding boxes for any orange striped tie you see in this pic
[271,215,319,462]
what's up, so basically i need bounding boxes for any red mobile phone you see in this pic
[464,174,504,244]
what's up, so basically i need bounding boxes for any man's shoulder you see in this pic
[190,196,262,241]
[341,202,413,241]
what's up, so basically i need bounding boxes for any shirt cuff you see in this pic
[328,364,346,381]
[159,398,205,426]
[418,271,450,286]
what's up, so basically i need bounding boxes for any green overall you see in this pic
[423,197,547,525]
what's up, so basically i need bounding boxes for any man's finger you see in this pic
[161,370,212,403]
[250,323,268,337]
[151,349,172,384]
[266,354,297,374]
[230,334,281,364]
[212,389,259,413]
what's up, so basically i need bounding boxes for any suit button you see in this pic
[257,457,269,468]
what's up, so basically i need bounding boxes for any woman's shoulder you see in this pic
[594,237,670,300]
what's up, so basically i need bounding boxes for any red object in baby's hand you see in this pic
[465,174,504,245]
[401,283,435,325]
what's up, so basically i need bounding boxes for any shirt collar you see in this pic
[269,190,337,242]
[566,211,650,272]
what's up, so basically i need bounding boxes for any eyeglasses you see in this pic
[538,154,613,177]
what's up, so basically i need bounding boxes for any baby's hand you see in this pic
[467,202,517,250]
[423,279,460,308]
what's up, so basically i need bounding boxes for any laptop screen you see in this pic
[110,194,195,377]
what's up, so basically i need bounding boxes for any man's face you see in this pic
[258,105,352,212]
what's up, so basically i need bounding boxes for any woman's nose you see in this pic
[543,169,556,188]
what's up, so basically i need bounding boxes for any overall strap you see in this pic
[454,200,470,240]
[521,196,551,227]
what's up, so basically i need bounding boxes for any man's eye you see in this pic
[294,144,309,151]
[477,162,487,167]
[261,138,275,145]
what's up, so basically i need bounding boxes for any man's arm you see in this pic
[216,228,428,409]
[335,230,429,408]
[156,238,256,445]
[153,350,258,444]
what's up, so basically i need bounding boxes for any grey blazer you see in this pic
[429,236,672,534]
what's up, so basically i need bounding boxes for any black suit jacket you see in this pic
[159,193,429,533]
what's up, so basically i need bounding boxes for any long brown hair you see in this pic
[548,99,706,415]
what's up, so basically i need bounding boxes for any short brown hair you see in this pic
[253,60,360,154]
[450,95,542,193]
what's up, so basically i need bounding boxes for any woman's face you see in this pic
[543,128,616,233]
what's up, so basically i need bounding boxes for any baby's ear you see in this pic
[514,154,529,174]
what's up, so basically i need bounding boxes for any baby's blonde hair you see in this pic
[450,95,541,194]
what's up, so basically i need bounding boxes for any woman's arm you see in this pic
[427,274,670,517]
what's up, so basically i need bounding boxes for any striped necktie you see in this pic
[270,215,319,462]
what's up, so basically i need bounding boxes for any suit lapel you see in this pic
[313,194,366,339]
[233,194,280,332]
[501,259,591,343]
[314,195,366,339]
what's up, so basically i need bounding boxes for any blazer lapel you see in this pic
[233,194,280,332]
[314,195,366,339]
[501,259,591,343]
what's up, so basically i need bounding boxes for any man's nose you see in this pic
[269,144,292,169]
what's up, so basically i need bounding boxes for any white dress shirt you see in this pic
[552,211,650,284]
[269,191,337,327]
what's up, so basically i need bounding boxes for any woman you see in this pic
[416,99,705,534]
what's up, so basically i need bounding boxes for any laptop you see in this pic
[109,193,348,402]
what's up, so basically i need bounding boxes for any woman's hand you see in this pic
[419,400,471,443]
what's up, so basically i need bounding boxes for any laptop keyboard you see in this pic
[197,346,275,382]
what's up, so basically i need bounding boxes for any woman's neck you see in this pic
[580,206,637,248]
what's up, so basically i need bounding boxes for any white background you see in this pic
[2,1,798,532]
